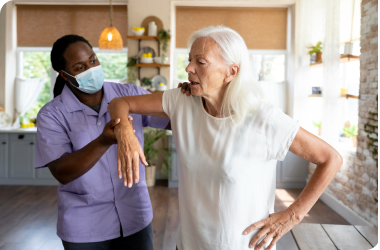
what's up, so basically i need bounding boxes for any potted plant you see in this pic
[143,128,169,186]
[313,121,321,136]
[141,77,152,90]
[158,29,171,64]
[127,56,137,84]
[308,41,323,63]
[343,125,358,147]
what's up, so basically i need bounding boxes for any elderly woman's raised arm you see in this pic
[107,92,167,188]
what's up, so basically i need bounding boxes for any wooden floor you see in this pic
[0,182,348,250]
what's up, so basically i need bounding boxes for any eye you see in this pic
[198,60,205,65]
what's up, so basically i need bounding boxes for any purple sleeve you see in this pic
[35,111,72,168]
[129,85,170,129]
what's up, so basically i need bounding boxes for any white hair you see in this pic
[188,26,264,125]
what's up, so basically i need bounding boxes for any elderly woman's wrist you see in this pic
[287,205,305,223]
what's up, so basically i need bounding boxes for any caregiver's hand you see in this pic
[243,207,302,250]
[114,119,148,188]
[178,82,191,95]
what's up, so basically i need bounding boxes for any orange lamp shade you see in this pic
[99,26,123,50]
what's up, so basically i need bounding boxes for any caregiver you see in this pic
[35,34,172,250]
[108,26,343,250]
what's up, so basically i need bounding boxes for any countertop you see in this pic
[0,127,37,133]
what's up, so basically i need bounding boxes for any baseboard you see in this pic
[319,191,373,226]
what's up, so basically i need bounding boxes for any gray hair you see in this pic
[188,26,264,125]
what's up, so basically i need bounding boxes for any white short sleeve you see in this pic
[265,107,300,161]
[162,88,182,118]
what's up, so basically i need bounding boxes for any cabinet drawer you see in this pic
[10,133,35,141]
[9,133,36,179]
[0,134,8,178]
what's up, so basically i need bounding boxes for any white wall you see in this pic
[0,3,6,108]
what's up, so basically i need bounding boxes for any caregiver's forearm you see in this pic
[47,136,112,185]
[288,152,342,221]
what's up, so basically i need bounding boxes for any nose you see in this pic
[185,60,195,75]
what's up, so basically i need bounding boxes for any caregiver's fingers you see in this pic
[133,151,139,184]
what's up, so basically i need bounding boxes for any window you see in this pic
[95,49,128,82]
[17,47,128,120]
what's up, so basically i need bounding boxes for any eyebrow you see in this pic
[71,53,96,68]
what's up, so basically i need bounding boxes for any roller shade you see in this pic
[17,5,128,47]
[176,7,287,50]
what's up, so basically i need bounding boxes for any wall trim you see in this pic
[319,190,373,226]
[12,0,128,5]
[172,1,295,8]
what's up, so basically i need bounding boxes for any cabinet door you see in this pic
[36,166,55,179]
[0,134,8,178]
[9,134,35,179]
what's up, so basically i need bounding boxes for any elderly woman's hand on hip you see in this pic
[243,207,302,250]
[114,119,148,188]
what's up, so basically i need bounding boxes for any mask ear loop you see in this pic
[62,70,82,91]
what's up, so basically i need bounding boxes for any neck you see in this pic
[68,84,104,106]
[202,85,228,118]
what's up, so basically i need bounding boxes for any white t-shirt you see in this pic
[162,88,300,250]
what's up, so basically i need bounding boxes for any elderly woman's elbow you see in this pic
[331,151,343,170]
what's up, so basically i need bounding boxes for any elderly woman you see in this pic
[108,26,342,250]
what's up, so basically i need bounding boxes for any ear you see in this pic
[225,64,239,83]
[59,70,69,82]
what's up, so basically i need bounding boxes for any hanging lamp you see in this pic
[99,0,123,50]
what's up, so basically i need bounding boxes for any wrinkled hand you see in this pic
[178,82,191,95]
[99,116,134,146]
[243,208,301,250]
[114,117,147,188]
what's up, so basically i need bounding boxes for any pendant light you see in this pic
[99,0,123,50]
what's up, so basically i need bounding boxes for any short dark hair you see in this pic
[51,35,92,97]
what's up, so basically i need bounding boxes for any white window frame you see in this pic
[16,47,128,101]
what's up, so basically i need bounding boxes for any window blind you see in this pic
[17,5,128,47]
[176,7,287,50]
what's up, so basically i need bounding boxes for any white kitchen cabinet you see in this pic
[9,133,36,178]
[168,135,178,188]
[0,130,58,185]
[0,134,8,178]
[276,151,309,188]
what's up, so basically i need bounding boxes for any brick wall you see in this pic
[308,0,378,226]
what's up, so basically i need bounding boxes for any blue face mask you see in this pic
[64,65,105,94]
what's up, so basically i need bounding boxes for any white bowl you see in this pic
[132,29,145,36]
[140,57,153,64]
[154,57,169,64]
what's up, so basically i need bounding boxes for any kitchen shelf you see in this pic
[308,94,359,99]
[127,35,170,80]
[127,36,159,40]
[310,54,360,67]
[135,63,170,68]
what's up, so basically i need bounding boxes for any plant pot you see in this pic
[352,135,357,147]
[316,52,322,63]
[145,165,156,187]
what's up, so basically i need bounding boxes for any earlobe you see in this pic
[59,71,69,82]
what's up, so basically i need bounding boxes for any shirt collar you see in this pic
[61,82,117,116]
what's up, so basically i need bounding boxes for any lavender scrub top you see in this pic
[35,82,169,243]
